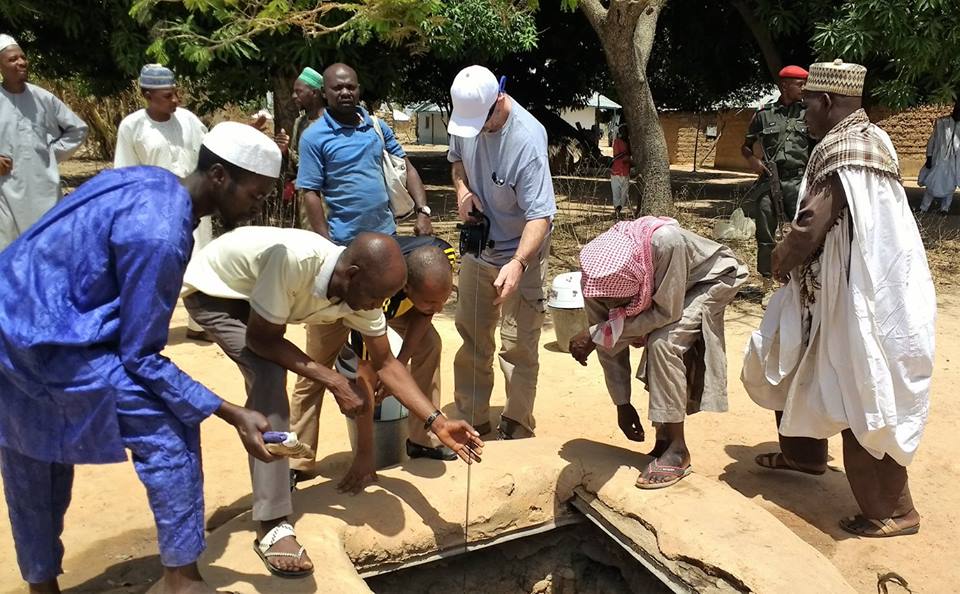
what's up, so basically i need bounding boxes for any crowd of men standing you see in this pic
[0,28,943,594]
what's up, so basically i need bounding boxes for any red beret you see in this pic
[779,65,809,80]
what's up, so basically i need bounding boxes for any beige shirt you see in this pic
[182,226,386,334]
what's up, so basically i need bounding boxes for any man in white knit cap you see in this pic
[743,59,936,538]
[0,122,282,593]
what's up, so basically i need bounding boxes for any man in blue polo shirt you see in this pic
[296,62,431,242]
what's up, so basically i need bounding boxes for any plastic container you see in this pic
[547,271,585,309]
[340,327,410,469]
[547,272,589,352]
[549,306,589,353]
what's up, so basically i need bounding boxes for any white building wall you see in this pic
[417,113,449,145]
[560,107,597,131]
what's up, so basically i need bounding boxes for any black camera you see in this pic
[457,209,494,258]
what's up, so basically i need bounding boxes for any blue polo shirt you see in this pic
[296,107,403,244]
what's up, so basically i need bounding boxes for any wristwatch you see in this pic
[416,205,432,217]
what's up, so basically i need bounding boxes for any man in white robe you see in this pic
[918,99,960,214]
[115,64,212,340]
[742,59,936,538]
[0,34,87,251]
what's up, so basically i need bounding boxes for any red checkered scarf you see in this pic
[580,217,676,325]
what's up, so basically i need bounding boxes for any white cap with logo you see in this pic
[447,65,500,138]
[201,121,282,178]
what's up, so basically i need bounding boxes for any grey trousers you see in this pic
[183,292,291,522]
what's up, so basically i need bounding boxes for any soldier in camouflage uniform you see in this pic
[742,65,813,295]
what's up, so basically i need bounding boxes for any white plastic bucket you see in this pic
[548,272,588,352]
[549,305,589,353]
[547,271,584,309]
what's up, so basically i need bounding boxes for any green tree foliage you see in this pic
[813,0,960,107]
[647,0,769,110]
[732,0,957,107]
[389,4,602,116]
[0,0,150,94]
[129,0,535,71]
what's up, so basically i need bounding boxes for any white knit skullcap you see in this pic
[0,35,19,52]
[201,122,282,178]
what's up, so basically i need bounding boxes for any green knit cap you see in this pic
[297,67,323,89]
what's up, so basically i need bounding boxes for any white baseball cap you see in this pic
[201,121,282,178]
[448,65,500,138]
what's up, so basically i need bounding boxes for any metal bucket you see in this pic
[346,398,410,469]
[549,306,589,353]
[339,327,410,469]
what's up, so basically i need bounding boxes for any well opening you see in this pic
[365,520,671,594]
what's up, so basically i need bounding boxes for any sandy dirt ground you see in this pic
[0,291,957,593]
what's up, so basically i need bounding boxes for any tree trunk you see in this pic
[579,0,672,215]
[270,68,298,136]
[730,0,782,83]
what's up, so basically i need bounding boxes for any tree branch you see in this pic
[577,0,608,31]
[730,0,782,82]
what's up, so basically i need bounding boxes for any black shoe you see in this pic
[472,422,492,436]
[497,417,533,440]
[186,328,213,342]
[289,469,301,492]
[406,439,457,461]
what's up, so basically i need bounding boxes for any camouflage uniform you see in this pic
[743,100,812,277]
[289,113,319,230]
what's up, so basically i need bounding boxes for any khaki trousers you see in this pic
[453,243,549,437]
[288,314,444,470]
[289,321,349,472]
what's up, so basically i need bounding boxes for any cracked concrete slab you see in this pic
[199,438,853,593]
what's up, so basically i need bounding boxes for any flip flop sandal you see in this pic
[636,459,693,490]
[254,521,313,578]
[754,452,826,476]
[839,515,920,538]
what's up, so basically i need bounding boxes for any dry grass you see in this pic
[59,156,960,292]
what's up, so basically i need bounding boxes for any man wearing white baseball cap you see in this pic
[447,65,556,440]
[0,121,282,594]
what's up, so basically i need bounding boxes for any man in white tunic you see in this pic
[115,64,211,340]
[742,60,936,538]
[917,99,960,214]
[0,34,87,251]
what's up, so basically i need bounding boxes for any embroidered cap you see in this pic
[201,121,282,179]
[804,59,866,97]
[139,64,177,90]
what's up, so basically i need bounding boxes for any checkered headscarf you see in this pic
[580,217,676,320]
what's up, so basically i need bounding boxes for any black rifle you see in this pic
[767,160,786,241]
